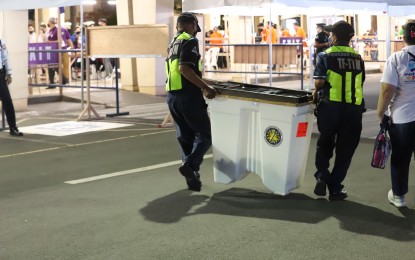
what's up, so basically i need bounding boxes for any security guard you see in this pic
[0,39,23,136]
[313,23,329,65]
[165,12,218,191]
[313,21,365,200]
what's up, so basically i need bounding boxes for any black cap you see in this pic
[323,25,333,32]
[332,21,354,40]
[316,23,326,29]
[257,22,264,27]
[177,12,201,32]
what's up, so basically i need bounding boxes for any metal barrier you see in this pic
[204,43,304,90]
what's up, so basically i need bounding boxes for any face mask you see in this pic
[29,31,34,34]
[76,32,81,35]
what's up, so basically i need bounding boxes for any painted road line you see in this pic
[65,154,213,184]
[0,130,173,159]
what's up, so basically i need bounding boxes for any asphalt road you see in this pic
[0,107,414,259]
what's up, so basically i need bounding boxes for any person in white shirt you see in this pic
[377,22,415,208]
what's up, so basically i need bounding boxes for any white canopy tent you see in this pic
[0,0,82,10]
[183,0,415,88]
[183,0,414,16]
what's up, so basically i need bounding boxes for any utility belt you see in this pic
[314,90,366,116]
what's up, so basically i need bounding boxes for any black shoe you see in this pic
[329,189,348,201]
[46,86,56,89]
[10,127,23,137]
[62,76,69,85]
[314,179,327,196]
[179,163,201,192]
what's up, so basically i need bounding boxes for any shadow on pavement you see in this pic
[140,188,415,241]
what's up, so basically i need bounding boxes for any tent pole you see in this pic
[80,2,84,109]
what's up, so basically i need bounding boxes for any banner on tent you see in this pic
[28,42,59,65]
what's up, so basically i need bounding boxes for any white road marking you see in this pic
[0,130,173,159]
[65,154,213,184]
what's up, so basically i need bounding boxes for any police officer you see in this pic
[313,21,365,200]
[165,12,218,191]
[0,39,23,136]
[313,23,329,65]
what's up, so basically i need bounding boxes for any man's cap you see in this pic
[98,18,107,24]
[332,20,354,40]
[177,12,201,32]
[316,23,326,28]
[257,22,264,27]
[323,25,333,32]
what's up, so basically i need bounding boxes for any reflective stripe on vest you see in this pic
[165,32,192,91]
[325,46,363,105]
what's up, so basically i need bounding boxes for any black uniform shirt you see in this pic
[315,31,329,54]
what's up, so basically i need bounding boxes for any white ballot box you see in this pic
[210,82,314,195]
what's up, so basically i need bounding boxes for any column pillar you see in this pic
[131,0,173,95]
[1,11,29,111]
[116,0,138,91]
[116,0,174,95]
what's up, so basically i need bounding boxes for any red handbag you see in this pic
[371,128,392,169]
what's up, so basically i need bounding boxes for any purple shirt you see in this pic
[47,26,71,49]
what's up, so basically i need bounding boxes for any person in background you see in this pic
[28,24,37,43]
[281,27,291,37]
[210,26,225,68]
[165,12,218,192]
[46,17,73,88]
[97,18,113,79]
[70,26,85,79]
[38,24,48,43]
[314,23,329,65]
[376,22,415,208]
[257,23,267,43]
[294,21,307,39]
[217,25,228,68]
[0,39,23,136]
[313,20,365,200]
[294,21,308,64]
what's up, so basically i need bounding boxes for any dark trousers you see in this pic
[48,68,68,84]
[0,72,17,128]
[217,48,227,69]
[388,121,415,196]
[167,93,212,172]
[315,102,362,194]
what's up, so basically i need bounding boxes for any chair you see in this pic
[205,47,220,70]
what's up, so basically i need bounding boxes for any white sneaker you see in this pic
[388,189,407,207]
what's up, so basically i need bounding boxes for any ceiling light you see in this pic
[83,0,97,5]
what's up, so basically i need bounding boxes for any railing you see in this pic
[204,43,304,90]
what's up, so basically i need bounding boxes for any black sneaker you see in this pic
[9,127,23,137]
[329,189,348,201]
[314,179,327,196]
[179,163,201,192]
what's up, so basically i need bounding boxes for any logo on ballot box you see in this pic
[264,126,283,147]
